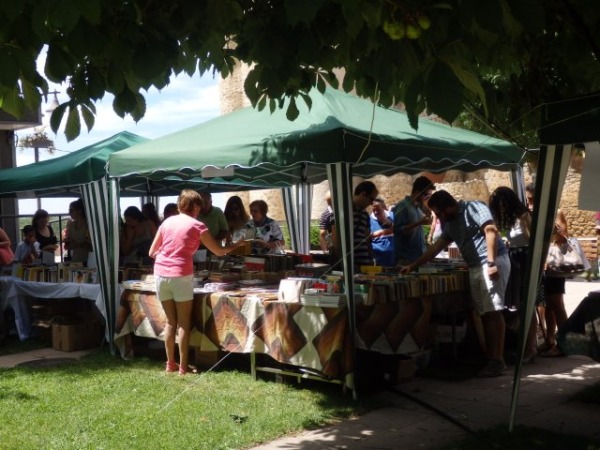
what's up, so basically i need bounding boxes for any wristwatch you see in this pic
[487,260,496,267]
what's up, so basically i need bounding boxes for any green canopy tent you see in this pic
[0,131,149,198]
[509,91,600,430]
[109,87,526,395]
[110,86,526,257]
[0,131,150,353]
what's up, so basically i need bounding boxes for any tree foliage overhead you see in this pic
[0,0,599,144]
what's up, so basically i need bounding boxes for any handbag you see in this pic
[0,245,14,266]
[545,240,586,277]
[568,237,591,271]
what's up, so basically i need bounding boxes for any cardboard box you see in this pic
[435,322,467,344]
[52,320,103,352]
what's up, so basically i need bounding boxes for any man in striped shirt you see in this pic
[351,181,378,270]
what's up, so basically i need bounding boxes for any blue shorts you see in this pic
[155,274,194,302]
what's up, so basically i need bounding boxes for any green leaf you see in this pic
[286,96,299,121]
[0,87,25,118]
[0,50,19,86]
[80,103,95,132]
[361,0,383,28]
[107,63,125,95]
[299,92,312,111]
[130,92,146,122]
[132,45,166,82]
[113,88,137,118]
[506,0,544,34]
[341,2,365,38]
[21,80,43,113]
[243,68,261,107]
[269,98,276,114]
[86,66,106,101]
[45,45,73,83]
[257,94,267,111]
[30,1,53,40]
[404,76,425,131]
[285,0,324,25]
[48,0,81,33]
[473,0,504,34]
[49,103,68,134]
[316,74,326,93]
[65,105,82,142]
[78,0,101,23]
[425,61,464,124]
[342,73,354,92]
[1,0,24,20]
[442,57,488,117]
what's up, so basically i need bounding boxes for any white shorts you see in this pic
[468,253,510,315]
[155,274,194,303]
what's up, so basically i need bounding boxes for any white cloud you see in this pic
[17,55,222,213]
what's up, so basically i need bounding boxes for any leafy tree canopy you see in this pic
[0,0,599,145]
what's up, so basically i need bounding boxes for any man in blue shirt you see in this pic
[393,176,435,263]
[400,190,510,378]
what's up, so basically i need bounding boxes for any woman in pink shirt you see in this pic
[149,189,243,375]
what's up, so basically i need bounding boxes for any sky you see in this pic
[15,66,225,215]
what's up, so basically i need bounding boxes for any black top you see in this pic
[36,226,57,249]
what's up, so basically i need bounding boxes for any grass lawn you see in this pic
[2,335,600,450]
[0,347,382,450]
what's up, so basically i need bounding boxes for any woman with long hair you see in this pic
[489,186,536,362]
[64,199,92,263]
[32,209,58,262]
[223,195,250,244]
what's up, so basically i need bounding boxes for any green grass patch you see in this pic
[0,349,382,450]
[440,425,600,450]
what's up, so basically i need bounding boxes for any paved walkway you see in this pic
[249,280,600,449]
[0,347,91,368]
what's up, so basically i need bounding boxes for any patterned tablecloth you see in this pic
[115,289,352,380]
[114,286,469,382]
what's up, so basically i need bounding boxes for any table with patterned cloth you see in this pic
[114,289,353,384]
[114,281,469,386]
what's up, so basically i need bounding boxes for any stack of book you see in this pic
[300,293,346,308]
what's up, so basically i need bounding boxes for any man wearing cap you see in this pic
[393,176,436,264]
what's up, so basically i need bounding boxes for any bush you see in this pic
[279,221,322,251]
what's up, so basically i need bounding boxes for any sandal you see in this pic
[165,361,179,373]
[541,345,564,357]
[179,364,199,376]
[536,342,553,353]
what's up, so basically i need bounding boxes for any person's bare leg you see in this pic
[161,300,178,368]
[175,299,194,372]
[524,314,538,361]
[544,293,564,347]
